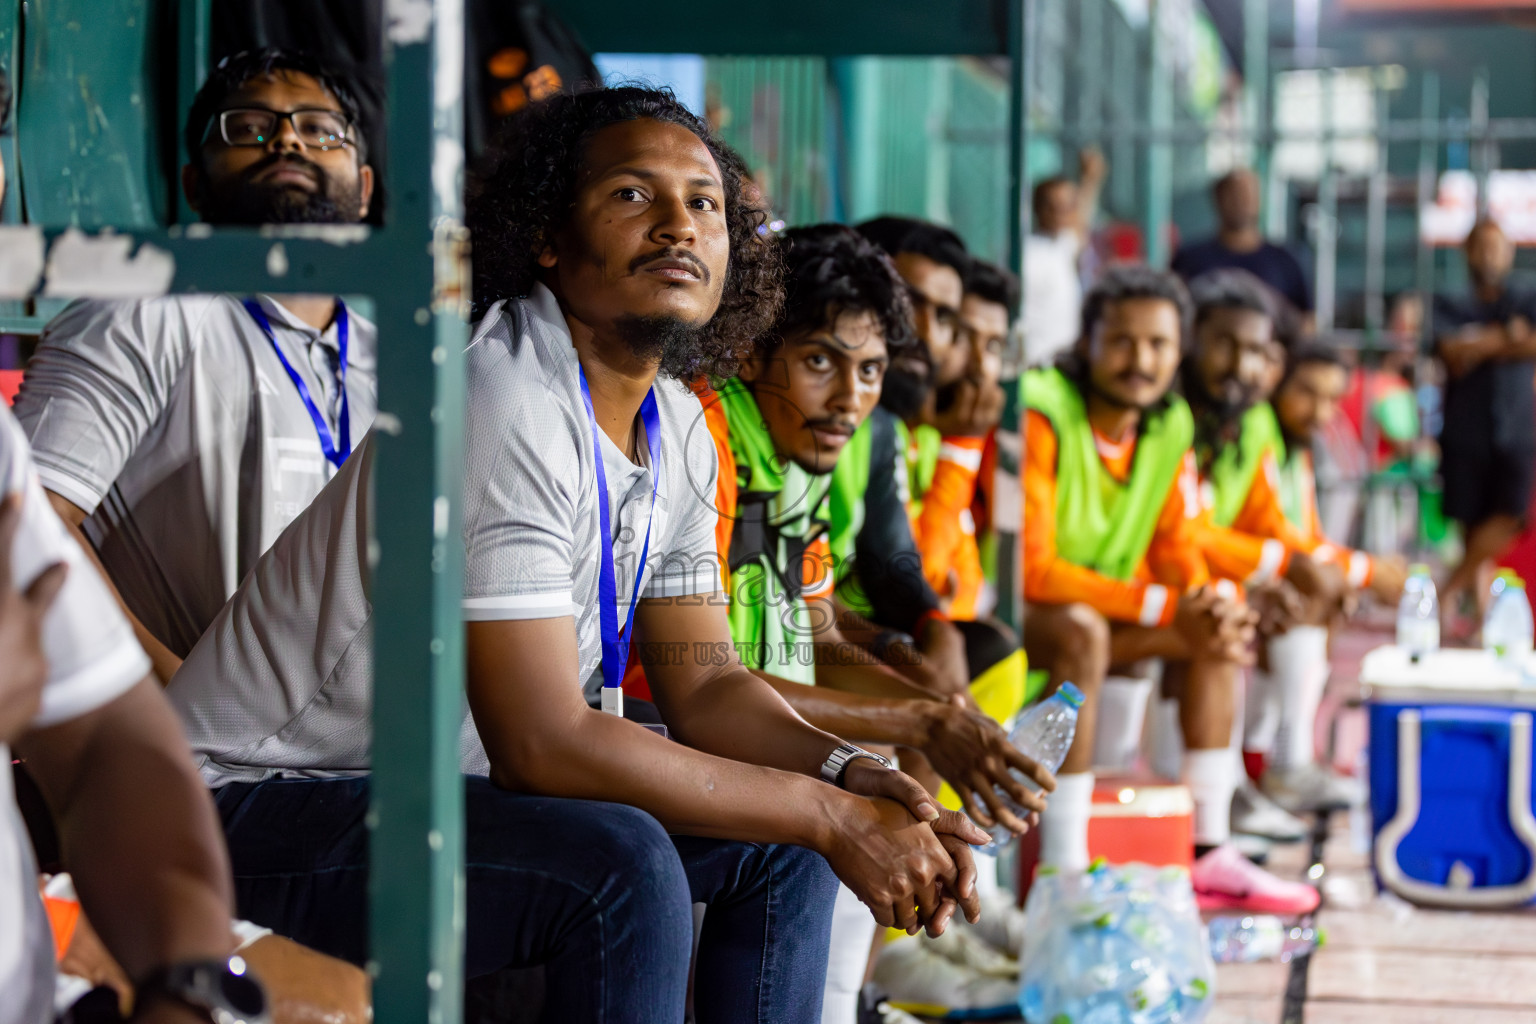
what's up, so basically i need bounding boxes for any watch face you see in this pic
[216,971,267,1017]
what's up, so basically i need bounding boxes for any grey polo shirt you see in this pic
[167,284,722,786]
[13,294,378,657]
[0,407,148,1024]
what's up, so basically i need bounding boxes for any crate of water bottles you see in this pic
[1361,565,1536,908]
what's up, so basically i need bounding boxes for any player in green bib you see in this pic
[1183,271,1359,827]
[1022,266,1320,916]
[699,224,1054,1019]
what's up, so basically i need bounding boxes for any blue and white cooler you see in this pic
[1362,646,1536,908]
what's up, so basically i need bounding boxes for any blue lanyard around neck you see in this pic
[578,365,661,715]
[243,297,352,469]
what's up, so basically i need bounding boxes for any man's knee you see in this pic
[1059,603,1112,670]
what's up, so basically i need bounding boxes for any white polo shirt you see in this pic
[167,285,722,786]
[0,407,149,1024]
[13,295,378,657]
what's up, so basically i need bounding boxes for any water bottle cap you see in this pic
[1056,681,1085,709]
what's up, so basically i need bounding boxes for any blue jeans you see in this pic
[212,775,838,1023]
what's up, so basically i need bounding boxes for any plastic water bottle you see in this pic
[1483,570,1534,676]
[1207,915,1323,964]
[983,682,1083,849]
[1396,563,1439,661]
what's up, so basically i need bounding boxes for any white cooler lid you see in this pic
[1360,645,1536,705]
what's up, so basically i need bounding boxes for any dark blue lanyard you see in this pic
[578,366,661,708]
[243,298,352,469]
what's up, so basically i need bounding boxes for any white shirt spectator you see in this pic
[0,406,148,1024]
[1022,231,1083,368]
[167,284,722,786]
[13,295,378,656]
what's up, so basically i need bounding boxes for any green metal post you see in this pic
[367,5,468,1023]
[1243,0,1270,219]
[996,0,1034,635]
[1143,0,1173,268]
[176,0,209,224]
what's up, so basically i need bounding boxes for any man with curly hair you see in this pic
[167,87,988,1022]
[677,224,1052,1019]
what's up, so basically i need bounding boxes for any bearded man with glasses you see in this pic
[13,48,379,683]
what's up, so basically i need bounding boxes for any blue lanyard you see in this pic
[243,297,352,469]
[578,366,661,713]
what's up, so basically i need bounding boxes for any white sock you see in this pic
[821,884,878,1024]
[1038,772,1096,871]
[1269,626,1330,772]
[1244,667,1280,757]
[1183,748,1237,847]
[1092,676,1154,772]
[1149,696,1184,781]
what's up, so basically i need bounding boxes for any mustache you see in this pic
[630,246,710,282]
[241,152,326,188]
[804,415,858,435]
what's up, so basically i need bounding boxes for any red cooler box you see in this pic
[1088,776,1194,868]
[1017,777,1193,898]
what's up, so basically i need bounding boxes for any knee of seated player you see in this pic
[1057,603,1112,672]
[468,788,688,912]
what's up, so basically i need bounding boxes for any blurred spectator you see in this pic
[1433,219,1536,623]
[1336,292,1423,474]
[1172,169,1312,328]
[1022,148,1106,367]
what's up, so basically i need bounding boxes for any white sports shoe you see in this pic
[965,888,1027,959]
[873,999,924,1024]
[872,936,1021,1018]
[1232,778,1309,842]
[1262,763,1363,813]
[926,921,1020,978]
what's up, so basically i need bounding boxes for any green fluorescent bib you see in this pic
[1276,440,1308,530]
[828,416,874,614]
[1024,366,1193,583]
[1207,403,1284,528]
[717,379,829,686]
[898,420,942,517]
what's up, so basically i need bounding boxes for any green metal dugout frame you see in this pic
[6,0,472,1019]
[9,1,1036,1018]
[554,0,1038,631]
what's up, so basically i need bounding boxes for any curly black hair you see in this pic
[854,216,970,276]
[185,48,368,166]
[467,86,783,380]
[1189,268,1275,329]
[754,224,919,362]
[965,258,1020,317]
[1079,264,1193,348]
[1058,265,1192,412]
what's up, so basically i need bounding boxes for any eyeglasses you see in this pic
[209,107,355,151]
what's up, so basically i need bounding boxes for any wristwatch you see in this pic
[870,628,916,662]
[820,742,893,787]
[136,957,270,1024]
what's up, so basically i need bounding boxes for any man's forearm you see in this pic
[758,670,937,749]
[661,663,847,778]
[489,700,857,848]
[19,679,233,982]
